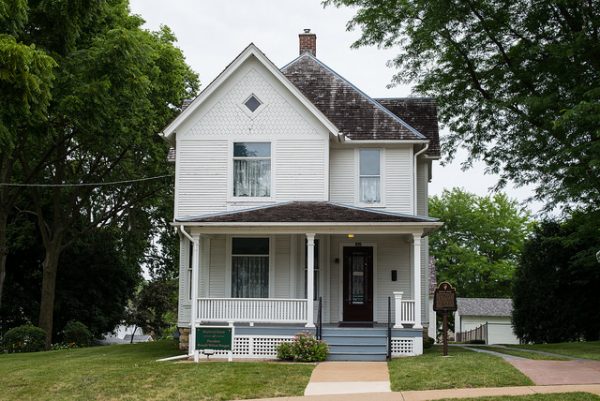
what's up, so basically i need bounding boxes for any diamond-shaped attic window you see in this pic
[244,95,262,112]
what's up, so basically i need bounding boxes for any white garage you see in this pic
[455,298,520,345]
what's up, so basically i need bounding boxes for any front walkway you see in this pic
[304,362,391,395]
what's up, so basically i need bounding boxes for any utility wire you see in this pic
[0,174,174,188]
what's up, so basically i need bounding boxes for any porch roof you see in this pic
[174,202,441,234]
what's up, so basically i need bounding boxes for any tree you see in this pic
[126,279,177,341]
[429,188,531,297]
[0,219,141,339]
[513,211,600,343]
[325,0,600,209]
[4,0,198,347]
[0,0,56,309]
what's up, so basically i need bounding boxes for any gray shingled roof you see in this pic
[375,98,440,157]
[177,201,439,223]
[457,298,513,317]
[281,54,426,141]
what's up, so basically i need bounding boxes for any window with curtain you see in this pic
[233,142,271,197]
[231,238,269,298]
[304,239,320,300]
[359,149,381,204]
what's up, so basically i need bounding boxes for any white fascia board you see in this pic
[160,43,340,141]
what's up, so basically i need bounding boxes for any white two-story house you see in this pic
[162,30,442,361]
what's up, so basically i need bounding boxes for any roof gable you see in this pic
[160,44,339,141]
[281,54,426,141]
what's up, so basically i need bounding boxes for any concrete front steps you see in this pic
[322,327,388,361]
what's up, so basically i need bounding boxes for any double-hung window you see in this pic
[359,149,381,204]
[231,238,269,298]
[233,142,271,197]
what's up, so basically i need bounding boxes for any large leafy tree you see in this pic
[429,188,531,297]
[0,0,56,309]
[325,0,600,209]
[2,0,198,347]
[513,211,600,342]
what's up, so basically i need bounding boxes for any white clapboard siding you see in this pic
[209,237,226,298]
[276,139,327,201]
[329,148,355,204]
[274,236,292,298]
[176,140,228,217]
[375,237,412,323]
[416,160,429,216]
[385,147,413,214]
[178,237,191,325]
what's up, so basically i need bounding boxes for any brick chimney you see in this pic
[299,29,316,57]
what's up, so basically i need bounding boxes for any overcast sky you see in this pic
[129,0,542,214]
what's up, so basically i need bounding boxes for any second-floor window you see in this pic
[233,142,271,197]
[359,148,381,204]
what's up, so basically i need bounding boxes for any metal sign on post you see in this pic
[433,282,457,356]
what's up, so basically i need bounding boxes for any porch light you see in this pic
[347,234,354,239]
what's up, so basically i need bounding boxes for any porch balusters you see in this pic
[305,233,316,328]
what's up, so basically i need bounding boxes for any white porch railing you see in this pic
[393,292,416,327]
[197,298,308,324]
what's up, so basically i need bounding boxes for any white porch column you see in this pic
[412,233,423,329]
[189,234,201,357]
[305,233,315,328]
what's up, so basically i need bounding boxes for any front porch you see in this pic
[175,202,441,360]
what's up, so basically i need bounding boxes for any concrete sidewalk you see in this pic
[303,361,391,395]
[245,384,600,401]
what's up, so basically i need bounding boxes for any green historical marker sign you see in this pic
[195,327,232,351]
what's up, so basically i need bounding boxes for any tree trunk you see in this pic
[0,209,7,310]
[38,239,63,349]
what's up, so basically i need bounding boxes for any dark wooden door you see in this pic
[343,246,374,322]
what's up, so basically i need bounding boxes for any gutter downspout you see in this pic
[413,144,429,215]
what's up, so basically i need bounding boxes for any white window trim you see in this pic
[355,148,386,207]
[227,139,275,203]
[225,235,274,298]
[237,93,268,120]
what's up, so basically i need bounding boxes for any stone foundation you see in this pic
[178,327,190,351]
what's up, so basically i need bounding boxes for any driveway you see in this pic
[508,359,600,385]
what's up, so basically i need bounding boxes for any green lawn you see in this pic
[507,341,600,360]
[439,393,600,401]
[388,346,533,391]
[0,341,314,401]
[475,346,569,360]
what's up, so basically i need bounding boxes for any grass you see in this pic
[0,341,314,401]
[474,346,569,360]
[388,345,533,391]
[438,394,600,401]
[506,341,600,361]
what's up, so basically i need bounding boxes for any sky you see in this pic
[129,0,542,214]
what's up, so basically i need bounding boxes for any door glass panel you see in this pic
[350,254,365,304]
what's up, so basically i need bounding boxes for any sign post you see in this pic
[433,282,457,356]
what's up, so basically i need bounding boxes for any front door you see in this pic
[343,246,374,322]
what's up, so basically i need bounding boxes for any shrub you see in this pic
[468,339,486,344]
[423,336,435,349]
[277,332,328,362]
[2,324,46,353]
[62,320,93,347]
[276,341,294,361]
